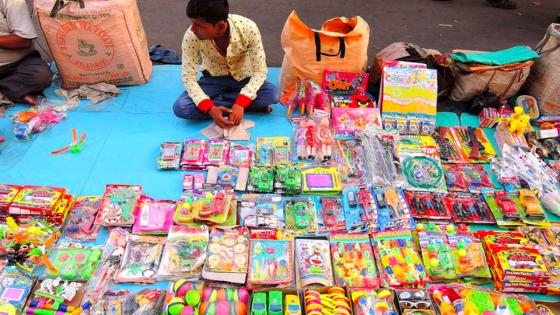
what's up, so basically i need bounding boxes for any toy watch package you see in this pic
[394,289,437,315]
[330,233,379,288]
[317,196,345,233]
[335,138,370,187]
[284,197,318,234]
[417,225,456,281]
[301,166,342,195]
[247,164,275,193]
[114,234,165,283]
[404,191,451,221]
[350,288,398,315]
[331,107,382,135]
[372,230,429,288]
[274,163,302,195]
[157,225,208,280]
[0,269,36,312]
[157,142,183,170]
[294,238,334,288]
[372,188,415,231]
[180,139,207,170]
[98,184,142,227]
[445,192,495,224]
[132,196,176,234]
[238,194,284,229]
[255,137,290,165]
[247,230,294,288]
[63,195,102,242]
[202,227,249,284]
[44,245,102,281]
[322,70,368,106]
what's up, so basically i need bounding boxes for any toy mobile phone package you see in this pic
[294,238,334,288]
[330,233,379,288]
[284,197,318,234]
[63,196,102,242]
[247,229,294,288]
[8,185,67,216]
[317,196,345,233]
[114,234,165,283]
[202,227,249,284]
[238,194,284,229]
[405,191,451,221]
[157,142,183,170]
[157,225,209,280]
[372,188,415,231]
[445,192,495,224]
[98,184,141,227]
[132,196,176,234]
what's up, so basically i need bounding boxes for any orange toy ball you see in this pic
[235,301,247,315]
[199,302,208,314]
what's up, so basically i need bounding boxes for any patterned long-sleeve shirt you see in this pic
[181,14,268,112]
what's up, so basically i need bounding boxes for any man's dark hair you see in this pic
[186,0,229,25]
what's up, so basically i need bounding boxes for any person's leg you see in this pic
[0,51,51,103]
[221,79,280,112]
[173,74,234,120]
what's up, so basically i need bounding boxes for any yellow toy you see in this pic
[507,106,530,134]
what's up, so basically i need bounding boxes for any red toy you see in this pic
[494,191,521,220]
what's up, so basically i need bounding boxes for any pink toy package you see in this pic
[331,107,382,135]
[132,196,176,234]
[203,139,230,167]
[180,139,207,170]
[322,70,369,107]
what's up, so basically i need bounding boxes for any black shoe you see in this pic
[487,0,517,9]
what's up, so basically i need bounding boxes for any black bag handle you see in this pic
[314,31,345,62]
[50,0,85,17]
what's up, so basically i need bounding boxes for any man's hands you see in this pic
[208,104,244,128]
[230,104,244,126]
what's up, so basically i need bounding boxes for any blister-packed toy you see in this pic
[517,189,549,226]
[330,233,379,288]
[157,225,208,281]
[8,185,67,216]
[372,188,415,231]
[301,165,342,195]
[437,126,496,163]
[397,138,447,192]
[394,288,437,314]
[350,288,398,315]
[238,194,284,229]
[247,229,294,288]
[44,245,102,281]
[405,191,451,221]
[317,196,345,233]
[98,184,142,227]
[342,188,372,232]
[115,234,165,283]
[445,192,495,224]
[157,142,183,170]
[247,164,274,193]
[180,139,207,170]
[274,163,302,195]
[417,224,456,281]
[229,144,253,168]
[182,173,205,195]
[255,137,290,165]
[206,165,248,192]
[484,191,524,226]
[132,197,176,234]
[203,139,230,167]
[361,130,401,187]
[284,197,318,234]
[335,138,370,187]
[202,227,249,284]
[0,269,36,313]
[446,225,492,280]
[63,196,102,242]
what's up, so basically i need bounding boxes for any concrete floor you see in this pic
[138,0,560,66]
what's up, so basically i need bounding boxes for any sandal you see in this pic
[148,45,182,64]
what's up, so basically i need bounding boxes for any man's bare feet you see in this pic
[22,95,37,106]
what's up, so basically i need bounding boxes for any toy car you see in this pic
[519,190,545,218]
[292,202,309,229]
[494,191,520,219]
[284,294,301,315]
[268,291,283,315]
[320,198,341,227]
[251,292,267,315]
[347,190,357,207]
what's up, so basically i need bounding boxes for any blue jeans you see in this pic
[173,73,280,120]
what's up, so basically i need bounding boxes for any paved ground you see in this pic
[138,0,559,66]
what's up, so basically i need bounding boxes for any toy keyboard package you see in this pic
[157,142,183,170]
[157,225,209,280]
[132,197,176,234]
[98,184,142,227]
[238,194,284,229]
[247,229,294,288]
[322,70,368,107]
[63,196,102,242]
[8,185,67,216]
[202,227,249,284]
[330,233,379,288]
[255,137,290,165]
[294,238,334,288]
[331,107,382,135]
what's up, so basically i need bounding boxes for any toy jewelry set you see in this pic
[98,184,142,227]
[63,196,102,242]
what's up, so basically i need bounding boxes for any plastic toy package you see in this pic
[157,225,209,281]
[445,192,495,224]
[180,139,207,170]
[255,137,290,165]
[0,269,36,313]
[404,191,451,221]
[274,163,302,195]
[372,188,415,231]
[182,173,205,195]
[26,277,90,315]
[203,139,230,168]
[330,233,379,288]
[284,79,331,119]
[517,226,549,246]
[399,147,447,193]
[229,144,253,168]
[202,227,249,284]
[317,196,345,233]
[371,230,429,288]
[157,142,183,170]
[335,138,370,187]
[543,226,560,246]
[361,130,402,187]
[417,225,457,281]
[132,196,176,234]
[322,70,368,106]
[175,190,235,225]
[98,184,142,227]
[394,288,437,315]
[44,245,102,281]
[350,288,398,315]
[516,189,550,227]
[247,229,294,288]
[484,191,525,226]
[95,288,166,315]
[206,164,248,192]
[114,234,165,284]
[444,225,492,280]
[294,238,334,288]
[302,286,352,315]
[0,184,21,212]
[198,286,249,315]
[331,107,382,135]
[247,164,275,193]
[342,188,373,233]
[7,185,67,216]
[427,284,540,315]
[300,165,342,195]
[284,197,318,234]
[494,122,530,153]
[436,126,496,163]
[238,194,284,229]
[63,195,102,242]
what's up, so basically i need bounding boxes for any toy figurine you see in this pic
[507,106,531,134]
[316,117,334,160]
[305,120,316,159]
